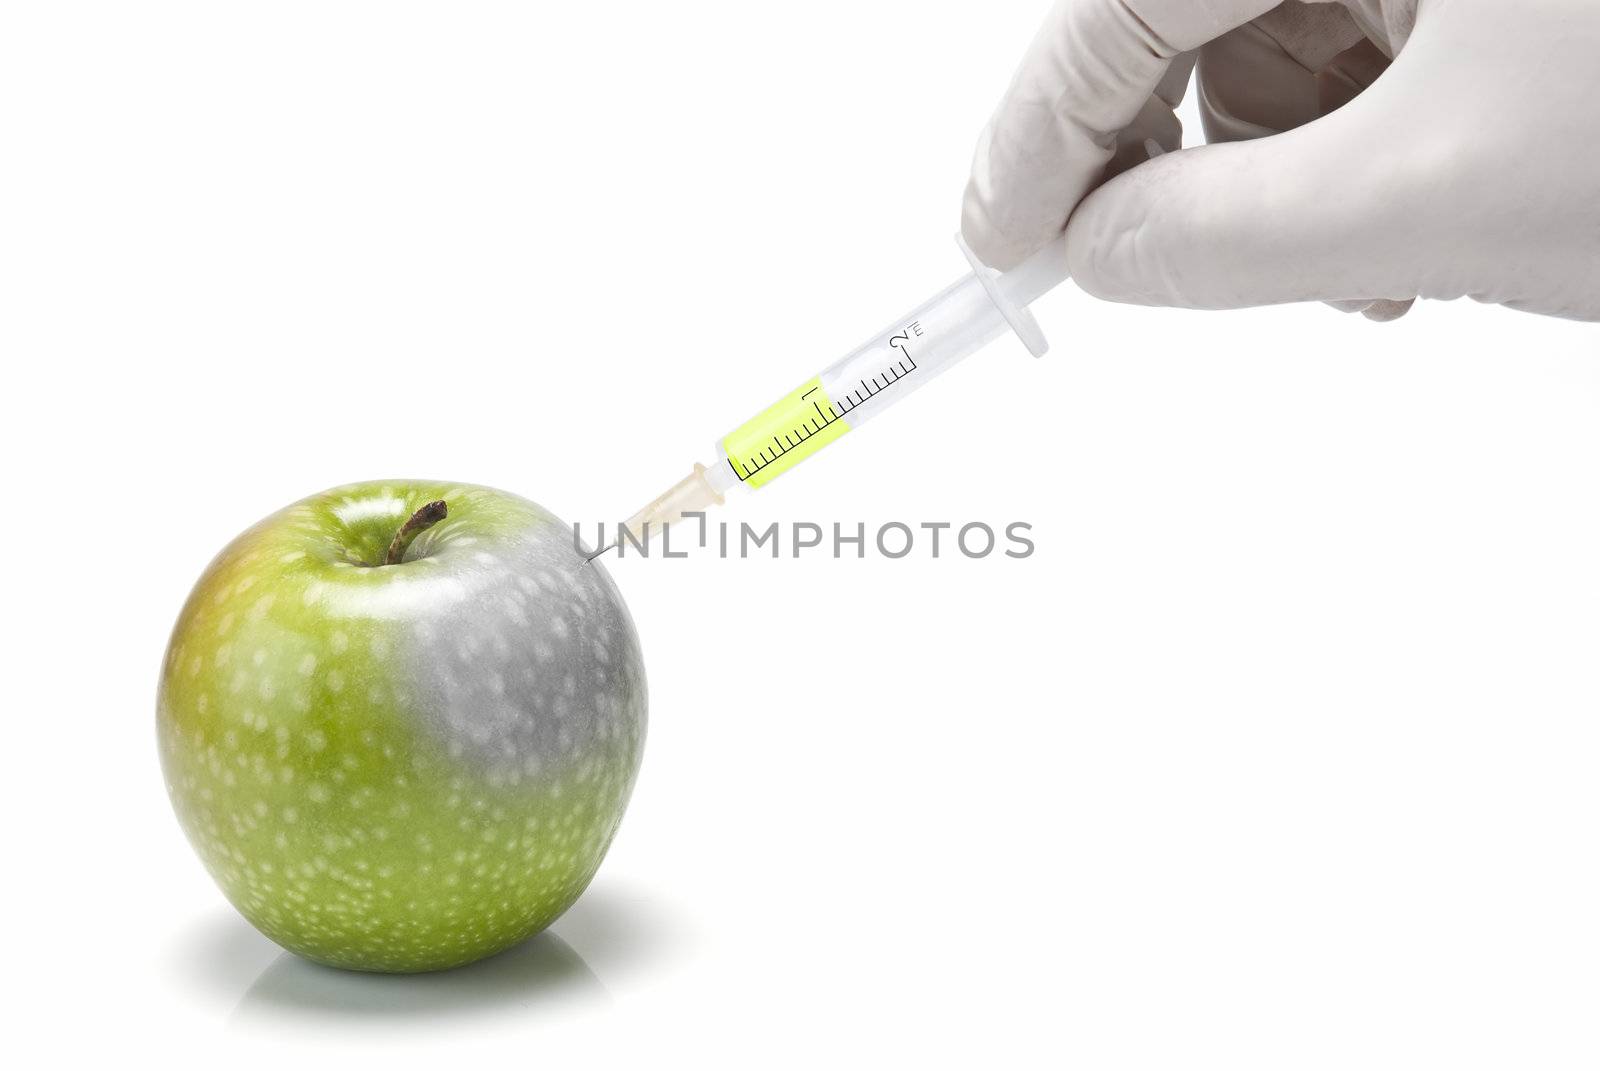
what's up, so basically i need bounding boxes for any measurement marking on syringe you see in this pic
[732,338,920,483]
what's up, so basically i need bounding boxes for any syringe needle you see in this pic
[585,462,730,565]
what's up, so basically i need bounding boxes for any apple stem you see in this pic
[384,500,448,565]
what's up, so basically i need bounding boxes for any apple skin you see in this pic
[157,481,646,972]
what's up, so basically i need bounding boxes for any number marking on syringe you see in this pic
[731,331,921,483]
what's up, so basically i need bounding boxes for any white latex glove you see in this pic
[962,0,1600,321]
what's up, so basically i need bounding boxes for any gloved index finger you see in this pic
[962,0,1279,271]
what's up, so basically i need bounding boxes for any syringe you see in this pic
[589,233,1070,558]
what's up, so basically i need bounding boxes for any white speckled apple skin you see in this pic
[158,482,646,972]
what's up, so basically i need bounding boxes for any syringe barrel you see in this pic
[716,270,1012,488]
[605,237,1069,557]
[819,271,1011,430]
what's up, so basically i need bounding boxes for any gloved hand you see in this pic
[962,0,1600,321]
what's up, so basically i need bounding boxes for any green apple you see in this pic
[157,481,646,972]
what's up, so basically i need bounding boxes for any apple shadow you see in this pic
[232,929,607,1031]
[166,904,290,1004]
[197,880,686,1033]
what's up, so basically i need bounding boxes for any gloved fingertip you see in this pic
[1327,299,1373,314]
[1326,298,1417,321]
[959,194,1028,273]
[1362,298,1416,322]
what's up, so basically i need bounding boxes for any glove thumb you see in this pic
[1065,99,1426,311]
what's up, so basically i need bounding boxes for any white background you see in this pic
[4,2,1598,1067]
